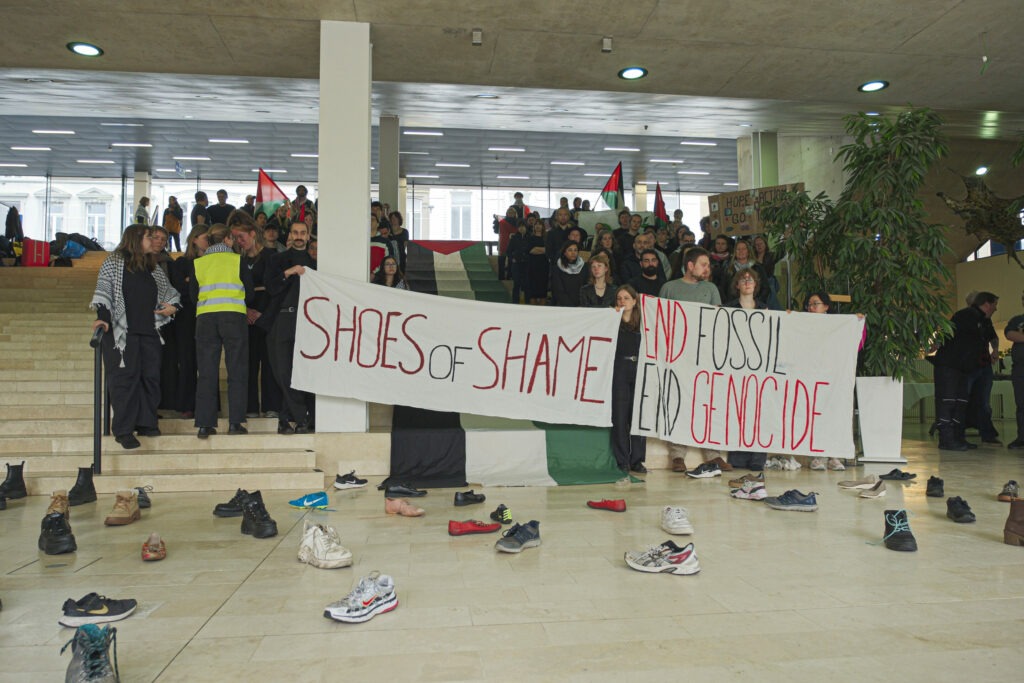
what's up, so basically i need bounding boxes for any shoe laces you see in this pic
[883,511,911,538]
[62,625,119,680]
[111,494,134,513]
[330,572,380,609]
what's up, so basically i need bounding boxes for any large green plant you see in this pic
[762,108,954,380]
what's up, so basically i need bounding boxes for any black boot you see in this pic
[0,460,27,500]
[67,466,97,506]
[39,512,77,554]
[240,490,278,538]
[937,425,968,451]
[926,476,944,497]
[882,509,917,551]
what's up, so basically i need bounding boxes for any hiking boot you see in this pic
[587,499,626,512]
[495,520,541,553]
[1004,500,1024,546]
[240,490,278,538]
[728,472,765,488]
[998,480,1020,502]
[68,466,97,506]
[104,491,140,526]
[671,457,686,473]
[298,520,352,569]
[489,504,512,524]
[882,509,917,551]
[59,593,137,627]
[61,623,119,682]
[946,496,976,523]
[47,489,71,519]
[764,489,818,512]
[0,460,27,500]
[323,571,397,623]
[685,462,721,479]
[333,471,368,490]
[39,511,77,555]
[625,540,701,575]
[661,506,694,535]
[134,486,153,509]
[141,532,166,561]
[926,476,944,498]
[706,456,732,472]
[213,488,249,518]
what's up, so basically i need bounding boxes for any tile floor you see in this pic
[2,423,1023,682]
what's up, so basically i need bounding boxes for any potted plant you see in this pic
[761,107,955,463]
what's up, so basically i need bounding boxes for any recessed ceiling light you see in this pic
[473,94,500,99]
[209,138,249,144]
[290,153,318,158]
[723,182,740,186]
[584,173,609,177]
[738,123,752,127]
[254,168,287,173]
[403,130,443,136]
[11,146,50,151]
[677,171,710,175]
[183,115,194,119]
[651,159,685,164]
[858,80,889,93]
[488,147,526,152]
[551,161,585,166]
[618,66,648,80]
[435,163,471,168]
[865,112,880,117]
[77,159,114,164]
[407,174,439,179]
[100,122,143,127]
[112,143,152,148]
[604,146,640,152]
[155,168,177,172]
[975,166,989,176]
[496,175,530,180]
[33,129,75,135]
[399,151,429,155]
[174,156,210,161]
[0,163,28,168]
[679,141,718,147]
[67,41,103,57]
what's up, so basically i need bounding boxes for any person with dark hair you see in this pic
[611,285,646,476]
[723,269,769,471]
[579,253,616,308]
[613,211,639,256]
[507,219,529,304]
[134,196,151,225]
[524,219,549,306]
[241,194,256,217]
[591,228,620,276]
[550,241,586,307]
[371,255,408,289]
[545,207,572,263]
[191,192,209,229]
[90,224,181,449]
[697,215,713,251]
[206,190,235,225]
[495,207,517,280]
[388,211,408,272]
[668,230,696,280]
[627,248,666,298]
[294,185,315,221]
[370,200,390,231]
[964,291,1001,445]
[719,238,769,303]
[169,225,210,419]
[162,196,183,252]
[370,218,398,263]
[4,206,23,242]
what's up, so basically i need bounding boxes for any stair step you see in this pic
[4,448,316,474]
[0,432,315,454]
[25,469,327,494]
[1,417,285,436]
[0,392,92,405]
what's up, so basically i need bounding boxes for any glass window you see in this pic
[86,203,108,246]
[450,190,472,239]
[48,201,65,238]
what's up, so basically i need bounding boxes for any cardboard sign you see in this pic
[708,183,804,236]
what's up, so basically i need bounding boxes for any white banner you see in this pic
[292,271,621,426]
[632,296,864,457]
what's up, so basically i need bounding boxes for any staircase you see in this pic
[0,252,326,495]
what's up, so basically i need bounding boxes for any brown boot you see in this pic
[104,490,141,526]
[707,456,733,472]
[671,457,686,473]
[1005,500,1024,546]
[47,489,70,520]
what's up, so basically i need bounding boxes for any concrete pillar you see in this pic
[777,136,848,200]
[315,20,371,433]
[132,171,151,221]
[633,183,647,212]
[397,177,407,219]
[750,132,779,188]
[378,115,400,210]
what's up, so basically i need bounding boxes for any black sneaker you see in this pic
[882,509,917,551]
[926,476,944,498]
[61,624,119,682]
[490,504,512,524]
[58,593,137,627]
[213,488,249,518]
[454,490,486,506]
[114,434,141,450]
[228,423,248,435]
[946,496,976,523]
[134,486,153,509]
[334,471,368,490]
[240,490,278,538]
[39,512,77,555]
[136,426,161,437]
[686,462,721,479]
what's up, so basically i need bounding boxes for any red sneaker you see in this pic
[448,519,502,536]
[587,499,627,512]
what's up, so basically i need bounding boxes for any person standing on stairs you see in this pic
[90,224,181,450]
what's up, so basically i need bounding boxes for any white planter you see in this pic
[856,377,906,464]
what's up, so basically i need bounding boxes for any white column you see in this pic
[633,182,648,212]
[315,20,371,432]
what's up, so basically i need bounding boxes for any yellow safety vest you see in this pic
[194,251,246,316]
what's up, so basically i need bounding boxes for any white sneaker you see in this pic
[298,520,353,569]
[809,457,826,471]
[827,458,846,471]
[661,506,694,535]
[785,456,803,471]
[624,540,701,575]
[730,481,767,500]
[765,457,782,470]
[324,571,397,622]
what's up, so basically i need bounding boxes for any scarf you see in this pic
[558,257,585,275]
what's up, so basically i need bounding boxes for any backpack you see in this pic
[61,241,87,259]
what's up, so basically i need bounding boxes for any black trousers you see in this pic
[933,364,969,430]
[174,309,197,413]
[268,311,314,425]
[103,332,161,438]
[1012,371,1024,442]
[247,325,281,414]
[610,359,645,472]
[195,312,249,428]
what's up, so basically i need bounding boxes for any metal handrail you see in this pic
[90,326,109,474]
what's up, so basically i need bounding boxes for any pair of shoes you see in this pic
[671,457,686,473]
[686,462,721,479]
[277,422,295,435]
[764,490,818,512]
[495,520,541,553]
[454,490,485,506]
[783,456,802,471]
[68,466,97,506]
[142,532,166,561]
[135,426,161,437]
[926,476,944,497]
[838,474,878,490]
[61,623,119,682]
[228,423,247,435]
[631,464,648,474]
[197,427,216,439]
[489,504,513,524]
[827,458,846,471]
[728,472,765,488]
[115,433,141,449]
[810,457,827,471]
[731,480,767,500]
[1007,439,1024,450]
[998,480,1020,502]
[858,480,887,499]
[104,490,141,526]
[879,468,916,481]
[298,520,352,568]
[59,593,137,627]
[706,456,732,472]
[661,506,694,534]
[323,571,397,623]
[134,485,153,509]
[946,496,976,523]
[334,471,368,490]
[624,540,700,575]
[385,498,424,517]
[385,483,426,498]
[448,519,501,535]
[240,491,278,538]
[587,499,626,512]
[213,488,249,517]
[883,509,918,551]
[39,491,77,555]
[288,491,330,509]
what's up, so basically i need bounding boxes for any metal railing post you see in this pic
[90,326,105,474]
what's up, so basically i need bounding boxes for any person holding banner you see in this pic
[612,285,646,476]
[723,269,769,470]
[579,253,616,308]
[804,291,850,470]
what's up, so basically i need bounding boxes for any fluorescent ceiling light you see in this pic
[101,122,143,127]
[290,153,318,158]
[399,151,429,155]
[679,141,718,146]
[551,161,585,166]
[497,175,529,180]
[407,174,439,179]
[11,146,50,151]
[488,147,525,152]
[155,168,177,172]
[0,163,28,168]
[174,156,210,161]
[209,138,249,144]
[584,173,609,177]
[67,42,103,57]
[112,142,151,148]
[403,130,443,136]
[254,168,286,173]
[651,158,685,164]
[474,94,499,99]
[865,112,880,117]
[677,171,710,175]
[435,163,471,167]
[858,80,889,92]
[77,159,114,164]
[33,129,75,135]
[604,147,640,152]
[723,182,740,186]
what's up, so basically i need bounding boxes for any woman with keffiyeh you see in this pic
[91,224,180,450]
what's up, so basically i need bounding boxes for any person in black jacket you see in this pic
[579,252,616,308]
[611,285,646,475]
[550,241,586,307]
[168,225,210,418]
[627,249,666,298]
[506,220,529,304]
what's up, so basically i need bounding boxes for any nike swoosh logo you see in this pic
[362,598,377,607]
[300,496,324,506]
[87,605,109,615]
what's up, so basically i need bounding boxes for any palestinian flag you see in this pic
[404,240,508,303]
[653,182,670,228]
[255,169,289,218]
[598,162,624,210]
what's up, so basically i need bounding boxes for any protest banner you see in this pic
[291,270,621,426]
[631,296,863,457]
[707,183,803,236]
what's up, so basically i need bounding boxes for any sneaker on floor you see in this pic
[686,462,721,479]
[134,485,153,509]
[288,491,330,509]
[489,504,513,525]
[661,506,694,535]
[764,489,818,512]
[495,520,541,553]
[998,480,1020,502]
[624,540,701,575]
[883,509,917,551]
[765,457,784,471]
[213,488,249,518]
[58,593,137,627]
[141,532,166,561]
[323,571,397,623]
[587,499,626,512]
[838,474,878,490]
[728,472,766,488]
[810,457,827,471]
[858,480,887,499]
[926,476,945,497]
[333,471,368,490]
[827,458,846,471]
[784,456,803,471]
[104,490,140,526]
[730,481,767,500]
[298,520,353,569]
[61,624,119,682]
[946,496,976,523]
[448,519,502,536]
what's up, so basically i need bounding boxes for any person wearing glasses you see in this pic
[803,291,855,470]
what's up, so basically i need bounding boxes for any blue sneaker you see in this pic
[764,489,818,512]
[495,520,541,553]
[289,491,330,509]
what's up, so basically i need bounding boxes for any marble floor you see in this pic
[2,422,1023,682]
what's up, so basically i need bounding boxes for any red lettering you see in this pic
[398,313,426,375]
[670,301,687,363]
[527,335,552,395]
[299,296,331,360]
[379,311,401,369]
[789,379,811,449]
[706,371,724,445]
[756,376,776,449]
[355,308,384,368]
[579,336,611,404]
[554,336,585,399]
[335,305,357,363]
[502,331,530,392]
[809,381,828,453]
[725,374,741,445]
[690,370,709,443]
